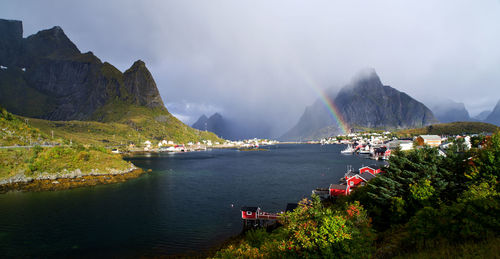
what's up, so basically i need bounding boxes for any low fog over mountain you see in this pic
[2,0,500,138]
[429,99,472,123]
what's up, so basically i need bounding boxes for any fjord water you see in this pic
[0,144,377,257]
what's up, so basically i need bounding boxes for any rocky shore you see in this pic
[0,165,145,193]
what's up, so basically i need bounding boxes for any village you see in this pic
[240,131,488,230]
[118,138,280,153]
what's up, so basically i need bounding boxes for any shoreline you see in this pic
[0,166,145,194]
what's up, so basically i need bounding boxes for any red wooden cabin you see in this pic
[358,172,376,183]
[346,174,364,187]
[241,207,259,219]
[359,164,382,175]
[329,184,350,196]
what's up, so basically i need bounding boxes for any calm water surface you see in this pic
[0,144,379,257]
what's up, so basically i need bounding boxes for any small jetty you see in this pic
[240,165,385,230]
[240,203,298,230]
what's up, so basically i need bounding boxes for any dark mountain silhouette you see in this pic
[485,100,500,126]
[282,70,438,141]
[431,100,472,123]
[0,19,164,121]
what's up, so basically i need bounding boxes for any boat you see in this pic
[341,144,355,154]
[358,145,371,155]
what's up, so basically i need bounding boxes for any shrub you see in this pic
[76,151,90,161]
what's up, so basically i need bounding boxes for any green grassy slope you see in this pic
[29,102,224,147]
[0,105,54,146]
[0,106,131,182]
[396,121,499,136]
[0,146,131,181]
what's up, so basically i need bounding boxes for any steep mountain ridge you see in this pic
[282,70,438,141]
[485,100,500,126]
[192,114,209,130]
[474,110,492,121]
[192,113,231,139]
[0,19,164,121]
[0,18,222,143]
[430,100,472,123]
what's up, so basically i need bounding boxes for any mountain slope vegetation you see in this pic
[215,130,500,258]
[0,18,222,144]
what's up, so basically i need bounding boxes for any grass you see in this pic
[396,121,499,137]
[0,145,131,181]
[24,102,224,147]
[0,105,53,146]
[1,105,133,183]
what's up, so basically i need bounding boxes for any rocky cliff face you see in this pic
[485,100,500,126]
[0,19,165,121]
[123,60,165,109]
[192,113,231,139]
[336,71,437,129]
[281,70,438,141]
[431,100,472,123]
[474,110,492,121]
[192,114,209,130]
[0,19,23,65]
[191,113,271,140]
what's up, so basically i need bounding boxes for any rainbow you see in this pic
[294,68,349,135]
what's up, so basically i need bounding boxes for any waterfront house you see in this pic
[359,165,382,175]
[387,139,413,150]
[329,184,350,196]
[416,135,442,147]
[347,171,376,187]
[374,146,392,159]
[241,207,259,219]
[346,175,364,187]
[358,172,376,183]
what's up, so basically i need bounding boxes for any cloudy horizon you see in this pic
[2,0,500,136]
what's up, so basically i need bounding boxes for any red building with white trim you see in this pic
[241,207,259,219]
[359,164,382,175]
[329,184,350,196]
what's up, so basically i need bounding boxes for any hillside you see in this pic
[282,70,438,141]
[215,131,500,258]
[0,19,221,144]
[0,106,136,191]
[0,105,55,146]
[396,121,499,136]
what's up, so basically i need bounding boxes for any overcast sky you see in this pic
[2,0,500,136]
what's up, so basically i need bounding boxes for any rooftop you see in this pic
[241,206,259,212]
[329,184,348,190]
[359,172,376,181]
[420,135,442,141]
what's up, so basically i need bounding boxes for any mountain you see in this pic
[192,113,235,139]
[0,19,164,120]
[192,113,272,140]
[0,19,221,143]
[281,70,438,141]
[485,100,500,126]
[431,100,472,123]
[473,110,492,121]
[192,114,209,130]
[192,113,230,138]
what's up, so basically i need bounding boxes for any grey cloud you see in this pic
[2,0,500,136]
